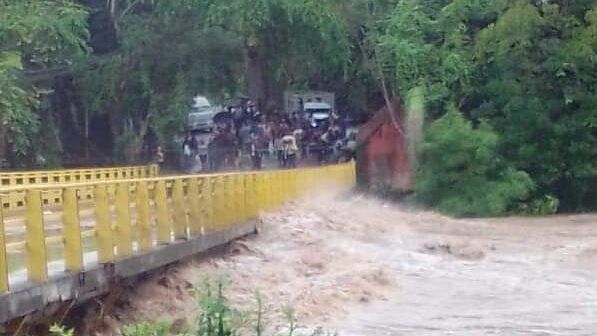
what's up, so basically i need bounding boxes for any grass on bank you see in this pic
[50,278,336,336]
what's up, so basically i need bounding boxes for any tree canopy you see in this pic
[0,0,594,213]
[0,0,88,163]
[373,0,596,212]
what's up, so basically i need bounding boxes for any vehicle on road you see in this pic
[305,101,334,128]
[188,96,218,131]
[284,91,337,128]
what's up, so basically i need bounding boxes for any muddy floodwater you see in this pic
[108,193,597,335]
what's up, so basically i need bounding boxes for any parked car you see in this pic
[188,96,218,131]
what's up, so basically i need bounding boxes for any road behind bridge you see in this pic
[98,193,597,335]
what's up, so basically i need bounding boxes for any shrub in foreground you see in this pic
[51,278,334,336]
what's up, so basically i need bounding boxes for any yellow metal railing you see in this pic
[0,164,159,212]
[0,163,355,293]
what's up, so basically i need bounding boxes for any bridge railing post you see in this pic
[115,183,132,257]
[224,175,233,228]
[136,181,152,252]
[290,169,301,198]
[26,189,47,283]
[274,172,280,206]
[212,176,222,231]
[188,178,202,237]
[62,187,83,273]
[259,173,266,214]
[290,170,296,198]
[281,171,287,203]
[263,174,270,211]
[252,174,259,216]
[291,170,296,198]
[172,179,187,240]
[172,179,187,239]
[233,175,240,223]
[282,171,287,203]
[265,173,271,210]
[299,169,303,194]
[155,180,171,244]
[272,172,278,207]
[265,173,271,209]
[150,164,159,177]
[227,175,235,225]
[209,177,216,231]
[244,174,251,220]
[272,172,278,209]
[229,175,235,227]
[236,174,245,223]
[281,171,285,203]
[198,177,210,234]
[245,173,256,220]
[222,175,229,227]
[94,184,113,263]
[259,173,267,214]
[230,175,237,226]
[0,198,8,293]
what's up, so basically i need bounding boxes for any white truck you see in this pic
[284,91,336,127]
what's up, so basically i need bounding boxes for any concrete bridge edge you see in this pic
[0,221,258,327]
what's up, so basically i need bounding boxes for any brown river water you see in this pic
[97,193,597,335]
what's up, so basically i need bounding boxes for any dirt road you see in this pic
[105,193,597,335]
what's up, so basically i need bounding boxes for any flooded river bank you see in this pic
[102,193,597,335]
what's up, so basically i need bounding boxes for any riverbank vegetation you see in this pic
[1,0,595,214]
[50,278,332,336]
[379,0,596,214]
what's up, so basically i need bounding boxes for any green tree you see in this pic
[416,110,533,217]
[472,1,597,210]
[77,0,243,161]
[0,0,88,165]
[206,0,350,111]
[376,0,596,212]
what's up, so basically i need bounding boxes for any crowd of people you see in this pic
[174,100,356,173]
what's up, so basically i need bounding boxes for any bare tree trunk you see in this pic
[107,0,119,33]
[373,50,404,136]
[107,78,127,140]
[0,124,8,168]
[246,45,267,111]
[132,112,152,161]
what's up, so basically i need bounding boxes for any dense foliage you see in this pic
[0,0,595,213]
[373,0,596,213]
[416,110,534,216]
[0,0,88,165]
[82,0,351,161]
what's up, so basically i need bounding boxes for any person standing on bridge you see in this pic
[249,132,263,170]
[281,131,299,168]
[182,133,198,171]
[196,132,211,172]
[154,146,165,170]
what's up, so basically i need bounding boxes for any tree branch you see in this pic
[120,0,142,19]
[371,46,404,136]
